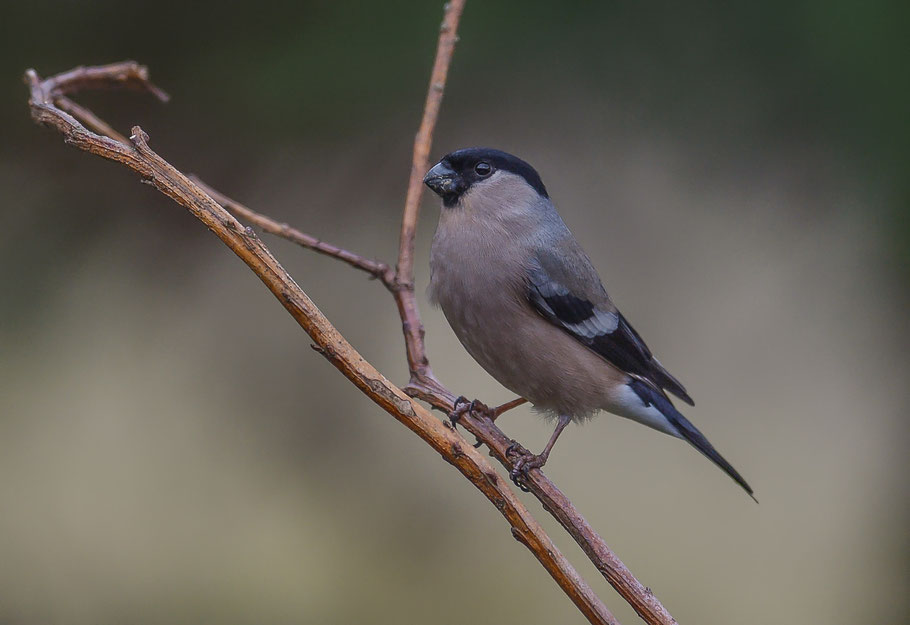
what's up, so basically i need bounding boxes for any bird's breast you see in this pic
[428,220,619,418]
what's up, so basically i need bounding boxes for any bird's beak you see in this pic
[423,161,458,196]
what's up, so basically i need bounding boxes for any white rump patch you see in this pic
[609,384,681,437]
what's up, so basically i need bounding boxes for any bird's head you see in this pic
[423,147,548,209]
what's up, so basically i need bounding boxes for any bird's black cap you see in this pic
[424,147,548,205]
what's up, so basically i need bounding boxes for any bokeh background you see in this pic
[2,2,908,624]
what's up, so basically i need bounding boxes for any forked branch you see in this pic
[26,62,616,625]
[25,3,679,624]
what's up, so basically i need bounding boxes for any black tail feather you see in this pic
[669,409,756,502]
[628,379,755,500]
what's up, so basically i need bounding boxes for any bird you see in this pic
[423,147,754,499]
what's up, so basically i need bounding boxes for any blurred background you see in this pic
[2,1,908,623]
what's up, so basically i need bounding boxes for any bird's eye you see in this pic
[474,161,492,177]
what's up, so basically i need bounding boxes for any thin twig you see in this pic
[25,62,618,625]
[394,0,465,384]
[55,95,131,145]
[53,89,394,289]
[190,177,395,286]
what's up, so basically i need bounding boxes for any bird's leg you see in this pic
[450,396,530,451]
[469,396,529,448]
[489,397,528,422]
[506,414,572,490]
[449,396,526,429]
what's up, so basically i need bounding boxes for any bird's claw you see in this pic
[447,396,491,428]
[505,441,543,492]
[447,396,471,428]
[505,441,525,457]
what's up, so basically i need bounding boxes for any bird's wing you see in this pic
[527,245,694,405]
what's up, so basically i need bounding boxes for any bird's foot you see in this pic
[505,441,547,492]
[448,396,492,428]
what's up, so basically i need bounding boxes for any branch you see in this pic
[453,410,677,624]
[46,71,396,288]
[394,0,465,385]
[190,177,396,287]
[25,63,616,625]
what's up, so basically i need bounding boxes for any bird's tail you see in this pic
[670,408,757,502]
[629,379,756,500]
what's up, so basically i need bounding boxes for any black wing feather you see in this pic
[528,264,694,405]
